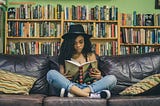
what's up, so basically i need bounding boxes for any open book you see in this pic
[65,59,98,84]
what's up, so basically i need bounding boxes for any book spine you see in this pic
[79,66,83,84]
[133,11,137,26]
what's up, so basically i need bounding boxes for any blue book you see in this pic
[133,11,137,26]
[152,30,156,44]
[100,7,103,20]
[81,6,86,20]
[158,30,160,43]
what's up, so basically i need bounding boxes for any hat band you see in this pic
[68,31,86,34]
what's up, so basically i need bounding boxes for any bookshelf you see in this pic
[62,5,119,56]
[0,2,6,53]
[5,2,120,56]
[5,2,62,55]
[4,1,160,56]
[119,12,160,55]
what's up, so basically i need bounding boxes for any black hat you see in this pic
[62,24,92,39]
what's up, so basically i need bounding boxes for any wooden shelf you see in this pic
[9,2,36,5]
[64,20,118,23]
[91,37,117,40]
[120,43,160,46]
[7,19,61,22]
[120,26,160,29]
[7,36,61,39]
[6,37,61,42]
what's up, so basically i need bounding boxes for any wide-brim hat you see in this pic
[62,24,92,39]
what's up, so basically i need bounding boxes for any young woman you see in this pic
[47,24,117,99]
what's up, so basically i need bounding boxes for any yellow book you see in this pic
[65,59,98,83]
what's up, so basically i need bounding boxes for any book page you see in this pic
[65,60,80,77]
[65,60,98,77]
[81,60,97,73]
[66,59,81,66]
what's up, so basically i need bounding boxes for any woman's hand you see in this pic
[63,73,73,80]
[89,68,102,80]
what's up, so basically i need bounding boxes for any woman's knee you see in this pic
[104,75,117,85]
[110,75,117,84]
[47,70,58,82]
[103,75,117,90]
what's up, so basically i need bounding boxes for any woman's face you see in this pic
[74,35,85,53]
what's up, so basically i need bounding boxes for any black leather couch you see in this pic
[0,52,160,106]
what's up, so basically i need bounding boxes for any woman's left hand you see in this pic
[89,68,102,80]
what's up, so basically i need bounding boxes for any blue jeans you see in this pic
[47,70,117,93]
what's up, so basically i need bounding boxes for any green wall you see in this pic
[7,0,160,14]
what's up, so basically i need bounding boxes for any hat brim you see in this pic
[62,33,92,39]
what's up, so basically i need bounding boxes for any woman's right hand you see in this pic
[63,73,73,80]
[60,65,72,80]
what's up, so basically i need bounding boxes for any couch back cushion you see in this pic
[98,52,160,94]
[0,54,50,95]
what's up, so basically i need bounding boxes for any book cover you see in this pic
[8,7,16,19]
[65,59,98,84]
[144,14,154,26]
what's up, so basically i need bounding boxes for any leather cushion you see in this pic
[0,54,50,95]
[98,52,160,94]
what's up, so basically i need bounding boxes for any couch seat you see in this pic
[108,95,160,106]
[44,96,107,106]
[0,94,46,106]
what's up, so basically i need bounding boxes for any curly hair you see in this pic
[58,35,93,65]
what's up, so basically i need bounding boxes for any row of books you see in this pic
[8,21,61,37]
[92,41,118,56]
[121,12,160,26]
[64,5,118,20]
[63,22,93,36]
[8,21,118,38]
[63,22,117,38]
[121,28,160,44]
[8,4,118,20]
[95,23,118,38]
[8,4,62,19]
[6,40,118,56]
[6,41,60,56]
[121,46,160,55]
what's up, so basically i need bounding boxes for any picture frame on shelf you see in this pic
[155,0,160,9]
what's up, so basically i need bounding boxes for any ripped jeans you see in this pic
[47,70,117,94]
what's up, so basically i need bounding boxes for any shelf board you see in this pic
[120,26,160,29]
[120,43,160,46]
[7,19,61,22]
[7,36,61,40]
[64,20,118,23]
[91,37,117,40]
[9,2,36,5]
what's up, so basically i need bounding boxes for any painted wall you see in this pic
[7,0,160,13]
